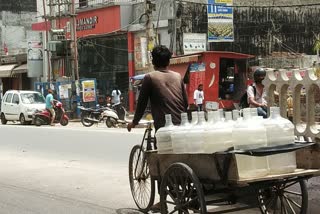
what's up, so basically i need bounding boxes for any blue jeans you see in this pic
[257,106,267,118]
[197,104,203,112]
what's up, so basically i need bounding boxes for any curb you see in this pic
[69,114,135,123]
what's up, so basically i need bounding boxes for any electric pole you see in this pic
[42,0,51,83]
[44,0,79,82]
[145,0,155,72]
[70,0,79,81]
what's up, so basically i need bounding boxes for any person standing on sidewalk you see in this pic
[111,85,121,106]
[45,89,55,126]
[111,85,125,120]
[127,45,188,132]
[193,84,204,111]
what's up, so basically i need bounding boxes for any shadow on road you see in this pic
[116,208,144,214]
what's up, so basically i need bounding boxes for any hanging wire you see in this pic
[74,0,142,7]
[155,0,166,45]
[273,36,300,55]
[83,40,130,52]
[90,42,127,70]
[179,0,320,8]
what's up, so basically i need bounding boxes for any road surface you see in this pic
[0,122,319,213]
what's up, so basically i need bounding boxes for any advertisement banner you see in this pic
[214,0,232,5]
[183,33,207,55]
[59,84,71,99]
[27,41,43,78]
[82,80,96,102]
[207,0,234,42]
[188,63,206,104]
[134,36,148,70]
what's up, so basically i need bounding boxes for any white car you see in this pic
[0,90,46,125]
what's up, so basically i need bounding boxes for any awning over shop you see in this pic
[170,63,190,79]
[0,64,17,78]
[12,64,27,74]
[169,54,200,79]
[170,54,200,65]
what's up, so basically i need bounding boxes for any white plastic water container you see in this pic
[207,111,214,124]
[218,109,225,121]
[191,111,198,125]
[232,109,240,121]
[225,111,233,123]
[264,107,296,174]
[172,113,191,153]
[232,108,268,179]
[186,111,206,153]
[155,114,174,154]
[250,108,258,117]
[203,111,233,153]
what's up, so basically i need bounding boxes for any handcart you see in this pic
[128,122,320,213]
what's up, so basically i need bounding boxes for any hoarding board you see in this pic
[134,36,148,70]
[82,80,96,102]
[183,33,207,54]
[207,0,234,42]
[27,41,43,78]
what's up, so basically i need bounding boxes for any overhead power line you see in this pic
[179,1,320,8]
[74,0,141,7]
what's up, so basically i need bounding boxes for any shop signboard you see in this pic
[207,0,234,42]
[58,6,121,39]
[82,80,96,102]
[183,33,207,55]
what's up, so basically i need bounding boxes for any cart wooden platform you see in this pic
[128,123,320,213]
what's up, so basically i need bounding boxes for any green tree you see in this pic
[313,34,320,61]
[313,33,320,78]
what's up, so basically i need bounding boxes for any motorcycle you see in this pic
[79,104,128,128]
[33,100,69,126]
[79,105,109,127]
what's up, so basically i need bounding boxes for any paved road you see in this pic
[0,122,146,213]
[0,122,319,213]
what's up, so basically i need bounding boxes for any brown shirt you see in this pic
[133,70,188,131]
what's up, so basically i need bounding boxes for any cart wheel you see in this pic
[128,145,155,212]
[160,163,207,214]
[258,179,308,214]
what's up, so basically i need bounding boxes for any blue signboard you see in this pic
[207,0,234,42]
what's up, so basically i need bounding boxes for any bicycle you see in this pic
[128,121,157,212]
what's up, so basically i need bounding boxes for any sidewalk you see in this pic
[69,113,150,128]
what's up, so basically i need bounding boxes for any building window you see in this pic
[79,0,88,8]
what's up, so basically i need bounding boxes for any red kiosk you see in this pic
[168,51,254,110]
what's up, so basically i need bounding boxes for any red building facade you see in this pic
[32,5,136,111]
